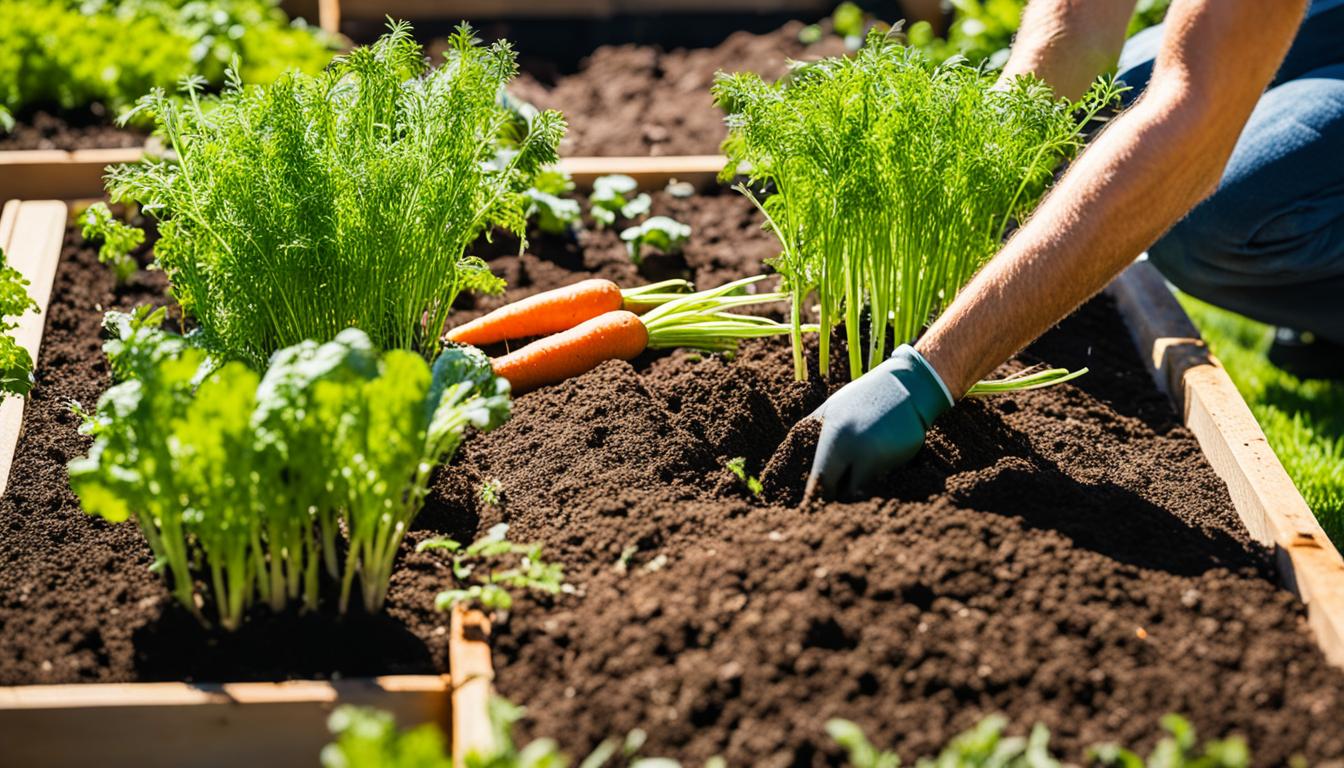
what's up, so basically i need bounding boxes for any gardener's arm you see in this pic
[808,0,1307,498]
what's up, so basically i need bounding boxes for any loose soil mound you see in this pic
[1,194,1342,767]
[509,21,847,157]
[0,108,144,151]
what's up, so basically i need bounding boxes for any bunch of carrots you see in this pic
[447,276,809,394]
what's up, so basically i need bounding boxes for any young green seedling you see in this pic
[527,168,582,236]
[78,203,144,283]
[478,478,505,508]
[621,216,692,266]
[590,174,651,229]
[0,247,38,401]
[417,523,567,614]
[725,456,763,496]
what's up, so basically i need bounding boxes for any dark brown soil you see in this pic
[0,108,145,151]
[508,21,848,157]
[2,192,1342,767]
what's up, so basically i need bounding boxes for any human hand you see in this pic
[805,344,953,500]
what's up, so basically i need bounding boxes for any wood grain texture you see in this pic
[559,154,728,191]
[1110,260,1344,668]
[0,676,451,767]
[0,200,67,497]
[451,606,496,768]
[0,148,143,203]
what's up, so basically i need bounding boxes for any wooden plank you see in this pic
[451,606,496,768]
[559,154,728,191]
[0,675,451,767]
[0,201,67,496]
[1109,260,1344,668]
[0,148,143,202]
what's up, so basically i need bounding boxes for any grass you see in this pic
[1177,293,1344,547]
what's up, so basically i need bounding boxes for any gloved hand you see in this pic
[806,344,954,499]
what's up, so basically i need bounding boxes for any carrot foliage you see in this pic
[68,319,511,629]
[716,31,1122,380]
[108,22,565,368]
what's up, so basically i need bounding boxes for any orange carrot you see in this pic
[493,310,648,394]
[446,278,623,346]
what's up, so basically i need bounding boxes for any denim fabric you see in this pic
[1116,1,1344,343]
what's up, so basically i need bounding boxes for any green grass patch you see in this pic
[1177,293,1344,547]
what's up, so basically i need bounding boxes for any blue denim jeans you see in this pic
[1116,0,1344,343]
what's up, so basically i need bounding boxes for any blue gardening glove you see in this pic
[806,344,954,499]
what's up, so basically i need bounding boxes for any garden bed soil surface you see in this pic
[0,108,145,151]
[503,21,847,157]
[1,193,1342,767]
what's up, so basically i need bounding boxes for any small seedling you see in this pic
[725,456,763,496]
[527,168,582,235]
[477,478,504,508]
[417,523,568,613]
[590,174,651,229]
[620,216,691,266]
[78,203,144,283]
[615,544,639,575]
[0,247,38,402]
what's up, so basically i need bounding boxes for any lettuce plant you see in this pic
[620,216,691,266]
[0,248,39,400]
[0,0,336,121]
[69,321,511,628]
[716,31,1120,380]
[108,22,565,368]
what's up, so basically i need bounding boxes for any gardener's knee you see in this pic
[1147,208,1239,298]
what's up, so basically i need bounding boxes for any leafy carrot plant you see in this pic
[716,30,1122,381]
[107,22,564,368]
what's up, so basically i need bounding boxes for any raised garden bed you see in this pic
[4,164,1344,767]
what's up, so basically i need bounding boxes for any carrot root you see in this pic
[445,278,623,346]
[492,310,648,395]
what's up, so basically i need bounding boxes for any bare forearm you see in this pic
[999,0,1135,100]
[919,0,1308,399]
[916,93,1221,396]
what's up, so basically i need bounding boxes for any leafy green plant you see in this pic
[323,698,724,768]
[78,203,144,282]
[417,523,566,613]
[724,456,762,496]
[0,0,336,122]
[107,22,564,369]
[478,477,505,507]
[716,31,1120,380]
[1090,715,1249,768]
[620,216,691,266]
[590,174,651,229]
[906,0,1171,68]
[528,168,583,236]
[69,322,511,628]
[322,705,454,768]
[0,248,39,400]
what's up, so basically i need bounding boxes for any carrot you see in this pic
[493,310,648,394]
[445,278,623,346]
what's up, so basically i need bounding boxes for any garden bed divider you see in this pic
[0,149,144,204]
[450,606,496,767]
[0,200,462,766]
[1109,260,1344,667]
[0,152,726,204]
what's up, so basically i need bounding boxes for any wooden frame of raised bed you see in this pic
[0,152,728,205]
[2,156,1342,763]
